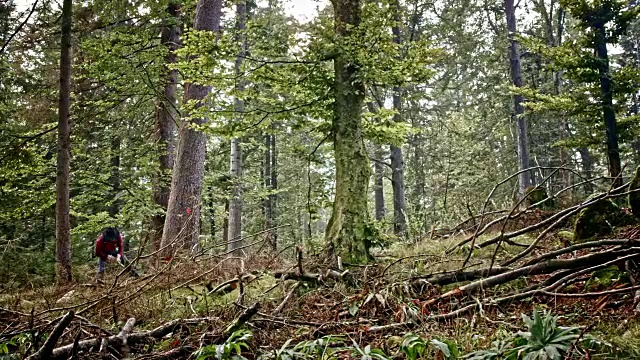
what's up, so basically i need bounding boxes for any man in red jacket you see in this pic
[95,227,136,282]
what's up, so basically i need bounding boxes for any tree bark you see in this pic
[595,25,622,187]
[505,0,532,198]
[151,2,179,251]
[390,0,407,238]
[578,146,594,193]
[55,0,73,284]
[270,130,277,248]
[325,0,372,263]
[263,132,277,250]
[161,0,223,254]
[227,0,247,255]
[373,146,385,221]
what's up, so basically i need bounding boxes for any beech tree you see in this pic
[325,0,373,262]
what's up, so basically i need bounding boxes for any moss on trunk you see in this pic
[325,0,372,264]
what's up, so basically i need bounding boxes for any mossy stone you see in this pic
[630,166,640,218]
[573,198,619,242]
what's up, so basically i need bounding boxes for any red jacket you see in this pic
[95,233,124,260]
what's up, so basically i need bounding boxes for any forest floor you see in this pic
[2,218,640,358]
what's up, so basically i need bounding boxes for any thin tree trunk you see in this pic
[595,25,622,187]
[151,2,179,251]
[263,133,277,250]
[161,0,223,255]
[390,0,407,238]
[263,134,271,235]
[578,147,594,194]
[373,146,385,221]
[505,0,532,197]
[325,0,372,263]
[55,0,73,284]
[227,0,247,255]
[270,129,277,248]
[108,136,121,217]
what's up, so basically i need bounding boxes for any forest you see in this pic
[2,0,640,358]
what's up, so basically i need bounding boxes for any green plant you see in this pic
[194,329,252,360]
[464,340,517,360]
[400,333,427,360]
[260,335,347,360]
[516,310,580,360]
[431,338,460,359]
[350,339,391,360]
[464,310,581,360]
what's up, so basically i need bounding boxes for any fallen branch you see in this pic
[272,282,300,315]
[422,248,640,307]
[48,317,218,360]
[26,310,74,360]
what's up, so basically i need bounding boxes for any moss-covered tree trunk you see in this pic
[325,0,372,263]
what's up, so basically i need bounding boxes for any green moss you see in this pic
[630,166,640,218]
[557,231,574,242]
[524,186,554,209]
[573,197,636,242]
[574,198,618,241]
[585,266,629,291]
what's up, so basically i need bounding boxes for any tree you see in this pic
[505,0,532,197]
[55,0,73,284]
[390,0,407,237]
[227,0,248,255]
[561,0,637,186]
[151,2,180,250]
[325,0,373,263]
[161,0,223,253]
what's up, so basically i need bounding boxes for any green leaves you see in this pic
[195,329,253,360]
[464,310,581,360]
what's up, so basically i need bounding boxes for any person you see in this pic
[95,227,137,282]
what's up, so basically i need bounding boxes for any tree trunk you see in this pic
[263,133,277,250]
[161,0,223,254]
[578,147,594,194]
[325,0,372,263]
[227,0,247,255]
[505,0,532,197]
[151,2,179,251]
[595,25,622,187]
[108,136,121,218]
[373,146,385,221]
[55,0,73,284]
[270,130,277,248]
[390,0,407,238]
